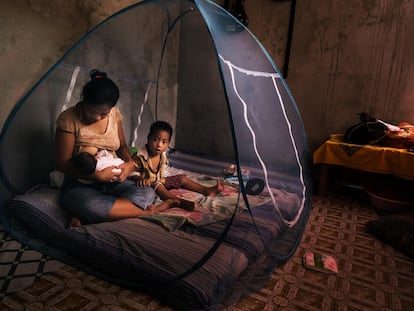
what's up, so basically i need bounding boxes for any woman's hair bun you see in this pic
[90,69,107,80]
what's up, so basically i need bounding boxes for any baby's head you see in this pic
[73,152,97,175]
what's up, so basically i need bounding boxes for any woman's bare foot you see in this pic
[68,217,82,228]
[148,199,180,213]
[206,179,224,197]
[179,199,195,211]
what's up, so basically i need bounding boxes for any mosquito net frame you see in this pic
[0,0,313,309]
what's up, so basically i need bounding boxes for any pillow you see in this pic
[6,185,71,235]
[365,212,414,259]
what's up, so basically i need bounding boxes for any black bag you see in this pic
[345,113,387,145]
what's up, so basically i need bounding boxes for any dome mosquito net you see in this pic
[0,0,313,309]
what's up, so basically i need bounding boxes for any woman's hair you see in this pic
[148,121,173,140]
[81,69,120,107]
[73,152,97,175]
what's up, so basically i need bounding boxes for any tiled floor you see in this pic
[0,224,64,297]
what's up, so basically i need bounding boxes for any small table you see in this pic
[313,135,414,195]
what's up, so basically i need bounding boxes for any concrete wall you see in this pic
[1,0,413,153]
[285,0,414,151]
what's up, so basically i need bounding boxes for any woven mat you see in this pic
[1,188,413,310]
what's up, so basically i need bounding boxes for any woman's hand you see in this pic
[94,166,121,183]
[117,161,134,182]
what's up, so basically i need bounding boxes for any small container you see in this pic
[366,182,414,213]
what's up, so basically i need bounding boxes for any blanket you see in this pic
[140,168,299,231]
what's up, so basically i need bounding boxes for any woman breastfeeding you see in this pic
[55,69,178,226]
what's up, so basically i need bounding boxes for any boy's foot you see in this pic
[179,199,195,211]
[206,179,224,197]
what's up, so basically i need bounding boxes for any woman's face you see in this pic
[81,103,112,124]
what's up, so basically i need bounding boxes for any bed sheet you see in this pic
[141,165,298,232]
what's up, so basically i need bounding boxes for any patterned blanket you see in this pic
[140,169,299,231]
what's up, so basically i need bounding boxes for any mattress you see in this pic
[2,151,308,310]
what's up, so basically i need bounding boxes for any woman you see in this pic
[55,69,178,226]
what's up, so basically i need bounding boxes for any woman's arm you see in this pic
[116,120,135,182]
[54,127,77,176]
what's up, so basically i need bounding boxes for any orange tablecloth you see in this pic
[313,138,414,180]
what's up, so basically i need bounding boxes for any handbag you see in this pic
[345,113,387,145]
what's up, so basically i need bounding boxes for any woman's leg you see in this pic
[106,180,179,219]
[61,181,179,226]
[61,185,114,225]
[108,197,179,219]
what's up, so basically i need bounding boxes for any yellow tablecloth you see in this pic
[313,137,414,180]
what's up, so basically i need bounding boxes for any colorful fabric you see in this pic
[139,171,300,231]
[313,136,414,180]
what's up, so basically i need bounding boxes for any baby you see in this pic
[73,147,124,175]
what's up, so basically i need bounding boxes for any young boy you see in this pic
[132,121,223,210]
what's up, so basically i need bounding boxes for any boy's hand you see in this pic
[136,179,152,187]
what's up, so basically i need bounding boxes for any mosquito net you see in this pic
[0,0,312,309]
